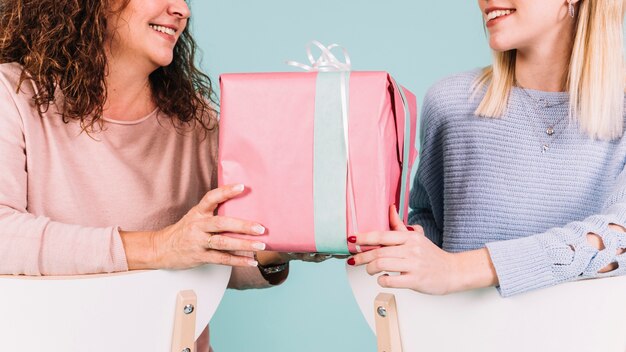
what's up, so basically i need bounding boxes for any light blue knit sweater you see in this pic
[408,69,626,297]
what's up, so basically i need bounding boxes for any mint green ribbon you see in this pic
[313,71,351,254]
[312,74,412,253]
[300,42,412,252]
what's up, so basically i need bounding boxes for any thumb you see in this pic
[389,205,408,231]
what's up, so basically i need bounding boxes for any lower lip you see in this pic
[152,28,176,43]
[486,12,514,27]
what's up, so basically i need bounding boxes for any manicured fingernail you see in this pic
[407,226,416,231]
[233,184,245,192]
[252,225,266,234]
[347,258,356,266]
[348,236,357,243]
[248,259,259,267]
[252,242,266,250]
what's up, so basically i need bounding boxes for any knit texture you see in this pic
[0,62,272,351]
[0,61,217,276]
[408,69,626,297]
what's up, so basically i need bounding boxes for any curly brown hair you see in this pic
[0,0,217,131]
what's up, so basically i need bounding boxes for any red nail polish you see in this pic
[407,226,416,231]
[348,236,357,243]
[347,258,355,266]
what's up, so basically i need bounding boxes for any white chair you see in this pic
[0,265,231,352]
[347,265,626,352]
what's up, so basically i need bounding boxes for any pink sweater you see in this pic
[0,61,218,274]
[0,62,259,351]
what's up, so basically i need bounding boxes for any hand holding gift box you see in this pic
[218,41,418,254]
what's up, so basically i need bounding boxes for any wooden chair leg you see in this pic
[171,290,197,352]
[375,293,403,352]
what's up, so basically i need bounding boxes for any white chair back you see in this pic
[347,265,626,352]
[0,265,231,352]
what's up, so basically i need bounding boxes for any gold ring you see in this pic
[207,235,214,249]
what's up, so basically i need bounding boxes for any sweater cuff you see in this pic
[111,227,129,272]
[486,236,557,297]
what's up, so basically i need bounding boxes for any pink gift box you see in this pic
[218,71,418,254]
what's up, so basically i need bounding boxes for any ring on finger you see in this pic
[207,234,215,249]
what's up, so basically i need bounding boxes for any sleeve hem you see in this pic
[110,227,129,272]
[486,236,558,297]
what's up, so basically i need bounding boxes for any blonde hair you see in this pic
[474,0,626,140]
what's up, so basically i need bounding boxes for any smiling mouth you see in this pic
[149,24,176,36]
[486,9,515,22]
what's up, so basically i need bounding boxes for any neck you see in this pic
[104,51,157,121]
[515,23,576,92]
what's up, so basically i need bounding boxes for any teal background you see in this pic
[188,2,623,351]
[191,1,490,352]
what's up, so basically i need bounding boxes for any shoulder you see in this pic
[0,62,36,100]
[0,62,25,88]
[423,68,483,115]
[420,68,483,135]
[0,62,31,107]
[0,63,29,133]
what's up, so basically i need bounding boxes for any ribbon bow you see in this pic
[287,40,352,72]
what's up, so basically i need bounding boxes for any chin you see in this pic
[488,37,516,53]
[151,56,175,69]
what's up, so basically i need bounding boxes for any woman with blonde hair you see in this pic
[350,0,626,297]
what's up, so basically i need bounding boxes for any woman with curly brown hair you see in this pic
[0,0,292,349]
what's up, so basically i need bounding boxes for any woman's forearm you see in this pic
[119,229,158,270]
[453,225,626,293]
[451,248,499,292]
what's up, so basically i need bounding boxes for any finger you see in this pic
[378,273,414,289]
[197,216,266,236]
[205,234,266,252]
[350,246,407,266]
[366,258,413,276]
[352,231,411,246]
[389,205,408,231]
[196,184,246,214]
[202,250,259,267]
[406,225,425,235]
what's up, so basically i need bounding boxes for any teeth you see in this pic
[149,24,176,36]
[486,9,513,21]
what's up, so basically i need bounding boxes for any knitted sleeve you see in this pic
[408,88,444,246]
[0,77,128,275]
[486,166,626,297]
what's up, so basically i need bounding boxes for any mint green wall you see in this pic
[189,2,623,351]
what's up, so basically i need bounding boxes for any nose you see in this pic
[169,0,191,19]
